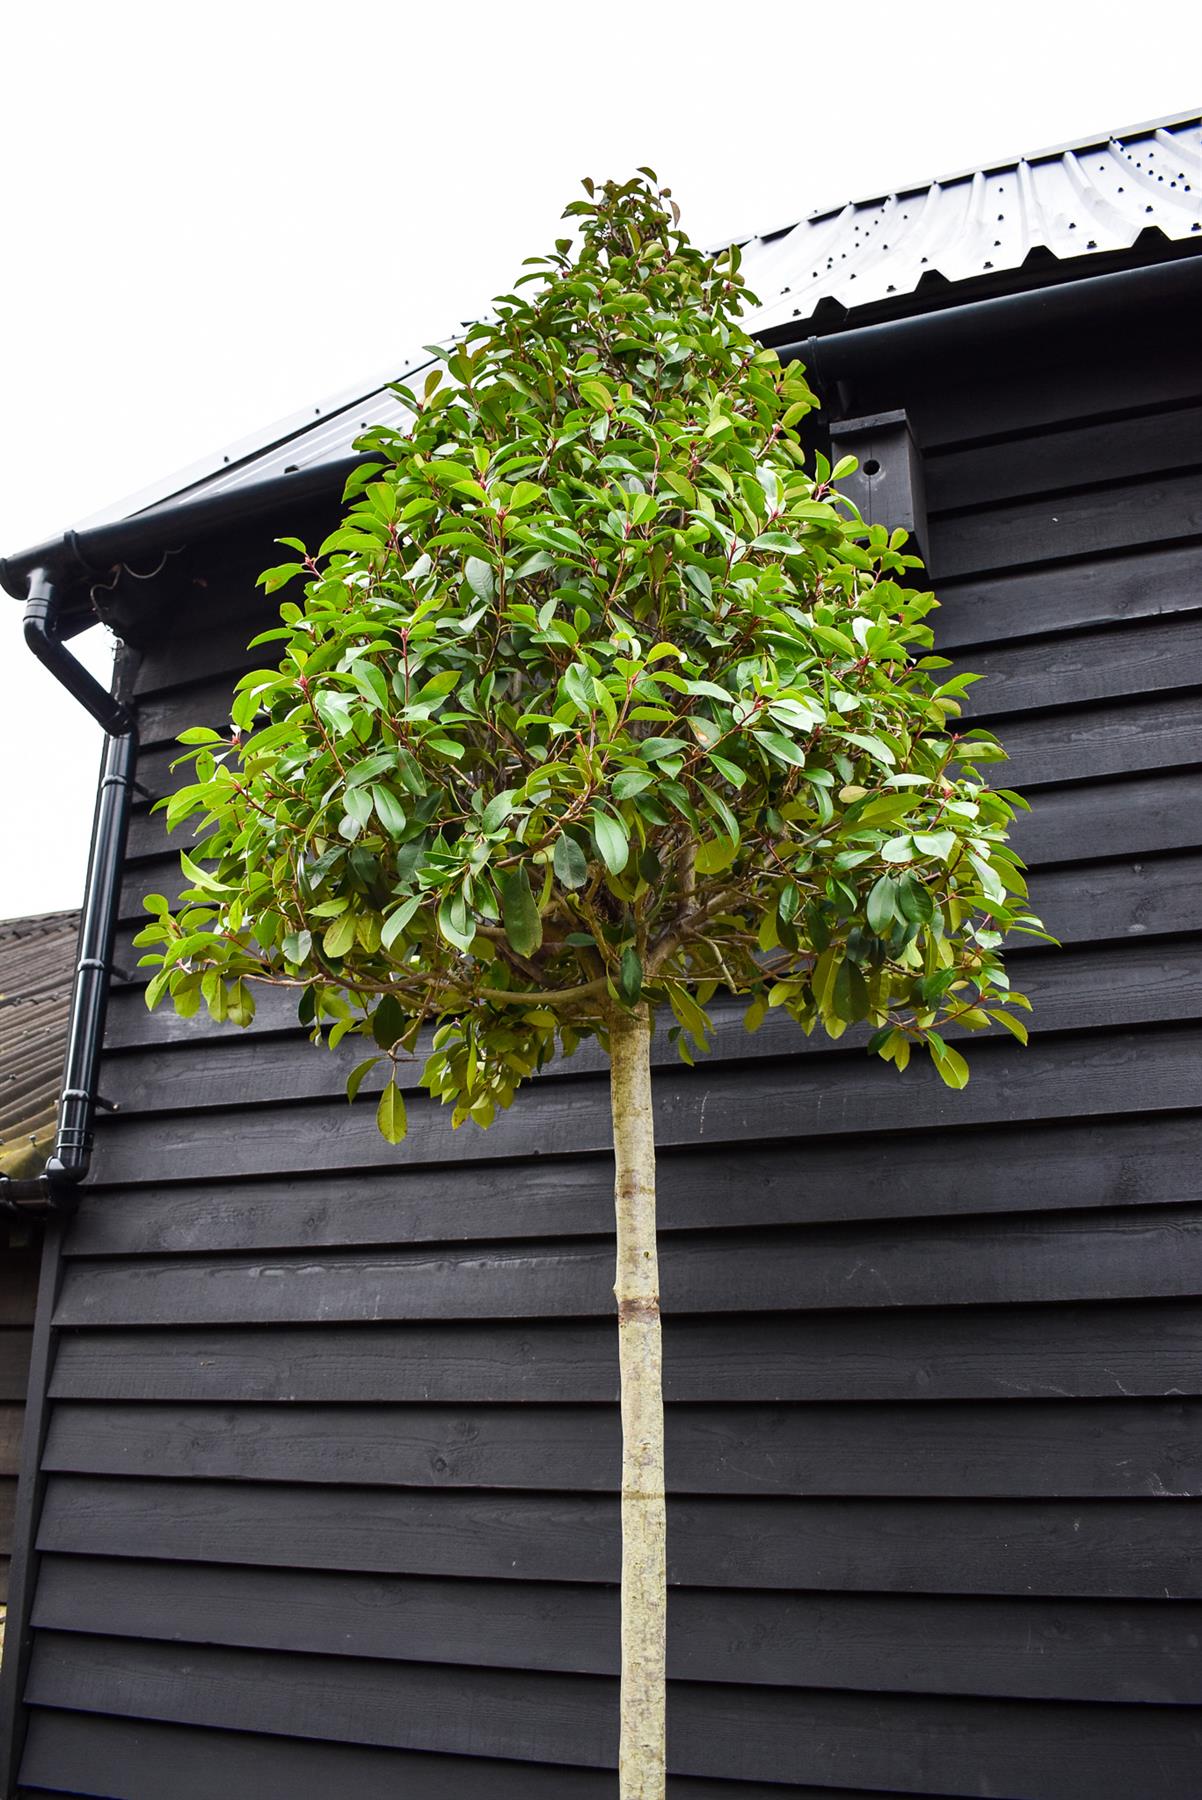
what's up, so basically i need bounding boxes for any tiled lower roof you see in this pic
[0,910,78,1178]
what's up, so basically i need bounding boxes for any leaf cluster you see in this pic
[138,172,1044,1139]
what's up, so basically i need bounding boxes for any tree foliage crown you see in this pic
[138,171,1041,1139]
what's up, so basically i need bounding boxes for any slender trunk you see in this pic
[608,1003,666,1799]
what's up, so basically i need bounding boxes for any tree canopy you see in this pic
[138,170,1042,1135]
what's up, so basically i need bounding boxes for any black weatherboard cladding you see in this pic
[7,274,1202,1797]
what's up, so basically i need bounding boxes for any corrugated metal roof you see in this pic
[76,110,1202,532]
[0,910,77,1179]
[739,111,1201,335]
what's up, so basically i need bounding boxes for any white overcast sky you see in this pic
[0,0,1197,917]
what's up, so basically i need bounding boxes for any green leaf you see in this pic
[988,1008,1029,1046]
[282,929,312,965]
[618,946,643,1004]
[376,1080,408,1144]
[372,786,408,838]
[896,871,935,926]
[465,556,495,603]
[866,875,896,936]
[694,836,738,875]
[498,865,543,958]
[931,1041,970,1089]
[373,995,407,1049]
[346,1056,380,1103]
[481,789,519,833]
[381,895,422,950]
[612,769,655,800]
[553,833,589,889]
[323,913,356,959]
[438,891,475,952]
[590,809,630,874]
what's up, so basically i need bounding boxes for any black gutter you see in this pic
[0,571,138,1218]
[770,256,1202,398]
[3,254,1200,614]
[0,456,364,611]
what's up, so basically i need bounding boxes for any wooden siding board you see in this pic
[37,1475,1202,1598]
[30,1554,1202,1704]
[923,400,1202,513]
[932,541,1202,652]
[17,1713,931,1800]
[37,1395,1202,1499]
[60,1105,1202,1256]
[76,1028,1202,1189]
[49,1200,1202,1328]
[47,1300,1202,1404]
[926,467,1202,581]
[24,1632,1202,1798]
[961,614,1202,719]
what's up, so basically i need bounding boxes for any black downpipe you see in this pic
[0,570,137,1217]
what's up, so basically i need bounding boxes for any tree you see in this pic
[138,172,1041,1799]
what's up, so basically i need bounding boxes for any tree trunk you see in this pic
[608,1002,666,1799]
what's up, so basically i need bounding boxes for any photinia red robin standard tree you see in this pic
[138,172,1042,1799]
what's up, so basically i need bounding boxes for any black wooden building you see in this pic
[1,113,1201,1798]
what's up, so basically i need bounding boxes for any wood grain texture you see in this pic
[924,400,1202,513]
[51,1199,1202,1328]
[38,1395,1202,1498]
[63,1104,1202,1262]
[934,542,1202,652]
[16,1710,951,1800]
[37,1475,1202,1597]
[927,468,1202,581]
[31,1555,1202,1703]
[47,1299,1202,1403]
[24,1632,1202,1796]
[961,613,1202,719]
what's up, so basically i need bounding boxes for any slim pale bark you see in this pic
[608,1002,666,1799]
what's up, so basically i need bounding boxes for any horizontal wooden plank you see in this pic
[32,1555,1202,1705]
[39,1396,1202,1499]
[961,613,1202,720]
[933,542,1202,652]
[1010,771,1202,865]
[52,1198,1202,1327]
[0,1329,32,1401]
[17,1711,885,1800]
[925,401,1202,514]
[927,468,1202,582]
[25,1631,1202,1795]
[39,1475,1202,1598]
[906,327,1202,452]
[67,1104,1202,1255]
[97,939,1202,1088]
[988,693,1202,791]
[1026,853,1202,949]
[83,1026,1202,1186]
[17,1711,864,1800]
[0,1254,40,1326]
[48,1299,1202,1404]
